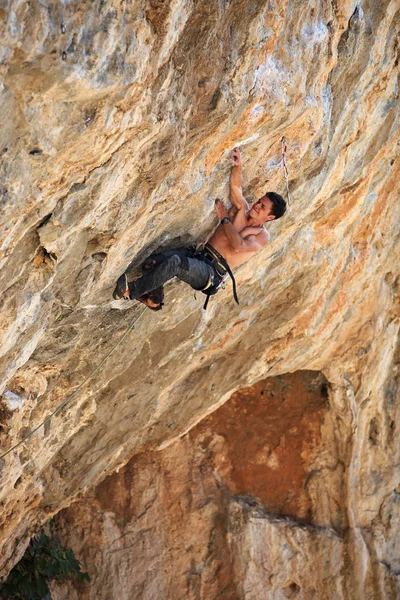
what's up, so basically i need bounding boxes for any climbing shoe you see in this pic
[113,273,130,300]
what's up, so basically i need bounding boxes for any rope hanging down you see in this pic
[0,306,147,462]
[281,136,291,205]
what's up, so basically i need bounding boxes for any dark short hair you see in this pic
[264,192,287,219]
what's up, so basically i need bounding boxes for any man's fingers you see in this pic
[214,199,226,217]
[215,199,228,219]
[231,147,241,164]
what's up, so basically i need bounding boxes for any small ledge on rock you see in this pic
[37,213,53,229]
[282,581,301,598]
[91,252,107,262]
[2,390,25,411]
[32,245,58,268]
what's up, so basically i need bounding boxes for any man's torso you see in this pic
[208,209,268,268]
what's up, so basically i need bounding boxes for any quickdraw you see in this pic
[281,136,291,205]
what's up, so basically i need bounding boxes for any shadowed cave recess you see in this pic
[50,370,347,600]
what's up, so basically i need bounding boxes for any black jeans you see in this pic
[127,247,215,300]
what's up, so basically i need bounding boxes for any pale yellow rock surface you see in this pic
[0,0,399,597]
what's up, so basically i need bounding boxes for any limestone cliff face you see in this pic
[0,0,399,597]
[53,372,349,600]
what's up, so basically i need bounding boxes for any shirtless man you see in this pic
[113,148,286,309]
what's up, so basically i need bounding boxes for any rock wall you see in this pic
[51,371,396,599]
[53,372,351,600]
[0,0,399,596]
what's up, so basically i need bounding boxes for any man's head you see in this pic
[249,192,287,223]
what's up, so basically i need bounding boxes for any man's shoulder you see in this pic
[259,228,270,244]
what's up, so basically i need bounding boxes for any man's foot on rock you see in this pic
[113,274,130,300]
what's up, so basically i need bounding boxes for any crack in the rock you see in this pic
[106,528,155,554]
[232,494,344,538]
[380,560,400,577]
[105,529,137,551]
[304,460,346,488]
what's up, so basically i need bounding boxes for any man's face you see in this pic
[249,196,275,222]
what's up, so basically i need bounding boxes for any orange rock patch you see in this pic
[192,370,329,520]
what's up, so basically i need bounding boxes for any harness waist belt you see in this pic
[195,242,239,305]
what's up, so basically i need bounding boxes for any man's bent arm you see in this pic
[240,226,266,238]
[222,221,269,253]
[215,199,269,252]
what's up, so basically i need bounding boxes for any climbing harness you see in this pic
[194,242,239,310]
[0,306,147,462]
[281,136,291,205]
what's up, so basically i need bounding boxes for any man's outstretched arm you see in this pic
[229,147,249,213]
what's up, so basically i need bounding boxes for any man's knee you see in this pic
[142,253,168,272]
[167,253,183,273]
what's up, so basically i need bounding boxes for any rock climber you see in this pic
[113,147,287,310]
